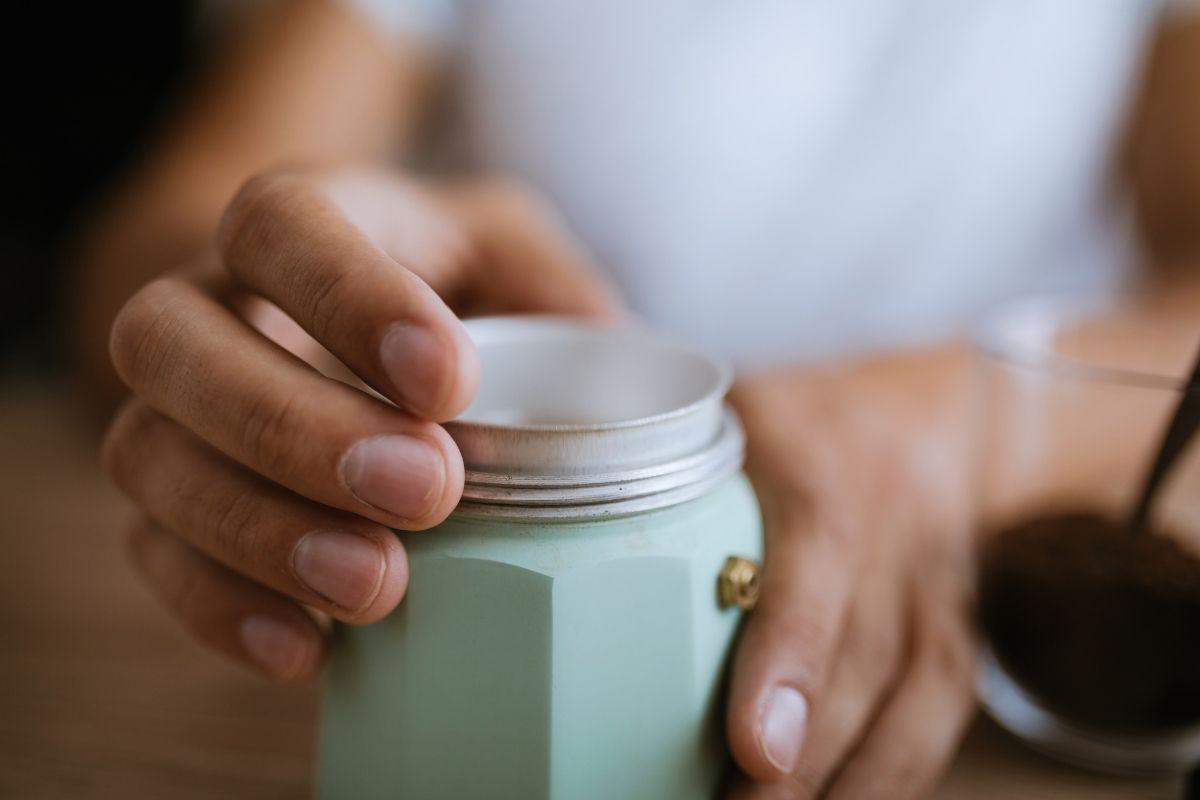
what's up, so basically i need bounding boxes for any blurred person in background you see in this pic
[73,1,1200,797]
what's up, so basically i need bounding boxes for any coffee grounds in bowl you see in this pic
[978,513,1200,731]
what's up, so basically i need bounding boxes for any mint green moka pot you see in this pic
[319,317,763,799]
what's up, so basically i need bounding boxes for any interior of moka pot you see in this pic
[445,315,735,481]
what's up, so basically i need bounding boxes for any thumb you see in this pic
[439,179,625,319]
[726,500,862,782]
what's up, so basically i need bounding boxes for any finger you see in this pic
[439,179,624,318]
[726,497,865,782]
[726,537,907,800]
[218,171,482,421]
[787,566,906,796]
[109,273,463,529]
[823,566,976,800]
[126,518,325,683]
[104,399,407,623]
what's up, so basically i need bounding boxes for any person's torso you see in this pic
[412,0,1159,365]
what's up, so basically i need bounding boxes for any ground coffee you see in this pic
[978,513,1200,731]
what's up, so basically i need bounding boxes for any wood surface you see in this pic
[0,379,1181,799]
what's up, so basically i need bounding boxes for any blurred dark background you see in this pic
[1,3,200,372]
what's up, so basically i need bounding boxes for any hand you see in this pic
[101,168,619,681]
[725,349,978,799]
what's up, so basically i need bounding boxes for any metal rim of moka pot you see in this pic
[444,316,745,521]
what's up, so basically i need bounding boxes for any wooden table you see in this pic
[0,378,1183,799]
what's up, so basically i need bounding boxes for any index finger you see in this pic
[218,170,480,422]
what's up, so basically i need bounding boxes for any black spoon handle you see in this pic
[1132,346,1200,529]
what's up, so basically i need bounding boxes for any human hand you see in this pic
[102,168,619,681]
[724,348,978,799]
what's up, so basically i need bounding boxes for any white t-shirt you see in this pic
[353,0,1182,367]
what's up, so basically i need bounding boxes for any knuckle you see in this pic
[296,260,358,345]
[161,471,268,575]
[239,388,309,479]
[109,278,191,391]
[217,171,309,269]
[207,483,266,569]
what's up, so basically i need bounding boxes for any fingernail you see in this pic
[240,616,310,680]
[341,435,444,520]
[380,323,452,415]
[293,530,385,613]
[758,685,808,774]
